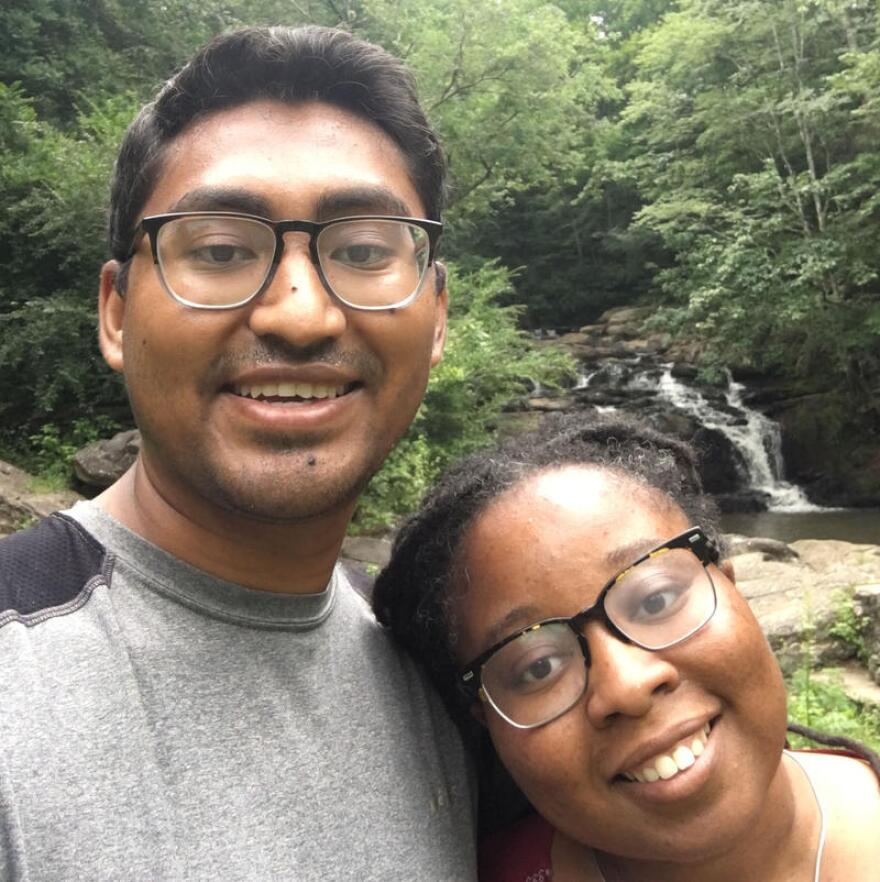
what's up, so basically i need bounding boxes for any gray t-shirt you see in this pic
[0,502,476,881]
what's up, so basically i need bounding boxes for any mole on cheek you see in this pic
[307,455,317,467]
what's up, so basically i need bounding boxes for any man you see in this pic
[0,26,476,881]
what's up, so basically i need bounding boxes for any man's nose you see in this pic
[246,236,347,346]
[581,622,680,728]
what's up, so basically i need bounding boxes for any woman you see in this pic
[374,414,880,881]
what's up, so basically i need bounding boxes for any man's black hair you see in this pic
[108,25,446,285]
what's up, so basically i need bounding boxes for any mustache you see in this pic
[212,337,381,382]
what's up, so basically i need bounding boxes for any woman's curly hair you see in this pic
[373,412,722,730]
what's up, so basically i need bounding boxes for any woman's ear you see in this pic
[469,696,488,727]
[718,558,735,583]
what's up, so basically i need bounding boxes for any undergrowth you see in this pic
[787,668,880,752]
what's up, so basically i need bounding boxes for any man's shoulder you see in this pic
[0,512,111,625]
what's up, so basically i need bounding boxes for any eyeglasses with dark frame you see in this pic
[459,527,720,730]
[126,211,443,312]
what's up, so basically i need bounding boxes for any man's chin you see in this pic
[196,459,375,525]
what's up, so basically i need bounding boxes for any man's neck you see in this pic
[96,460,353,594]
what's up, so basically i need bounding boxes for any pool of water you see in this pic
[721,509,880,544]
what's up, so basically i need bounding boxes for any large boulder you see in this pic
[73,429,141,489]
[734,538,880,675]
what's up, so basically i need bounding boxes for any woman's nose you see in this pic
[582,621,680,728]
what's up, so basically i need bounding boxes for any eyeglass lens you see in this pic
[480,548,715,728]
[154,216,431,308]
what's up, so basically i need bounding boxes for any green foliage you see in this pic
[353,261,574,530]
[0,85,132,446]
[828,591,871,665]
[787,668,880,752]
[24,416,121,488]
[614,0,880,407]
[2,0,880,515]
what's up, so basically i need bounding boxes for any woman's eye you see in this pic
[634,587,682,619]
[507,651,571,691]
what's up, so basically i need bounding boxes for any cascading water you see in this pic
[571,360,819,511]
[652,367,818,511]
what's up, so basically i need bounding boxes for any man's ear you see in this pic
[98,260,126,373]
[430,261,448,367]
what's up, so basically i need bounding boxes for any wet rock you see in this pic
[726,536,800,562]
[714,490,772,513]
[693,426,750,495]
[651,411,701,439]
[670,362,699,380]
[73,429,141,489]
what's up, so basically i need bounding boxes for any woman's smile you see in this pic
[454,466,788,861]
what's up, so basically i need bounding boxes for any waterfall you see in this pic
[654,367,819,512]
[574,369,596,390]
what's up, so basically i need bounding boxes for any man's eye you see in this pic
[187,243,256,266]
[330,242,393,267]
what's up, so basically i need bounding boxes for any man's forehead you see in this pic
[144,99,423,219]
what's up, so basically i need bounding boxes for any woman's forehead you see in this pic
[481,466,685,540]
[459,466,690,599]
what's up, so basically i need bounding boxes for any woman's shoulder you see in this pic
[791,748,880,880]
[791,746,880,790]
[479,812,554,882]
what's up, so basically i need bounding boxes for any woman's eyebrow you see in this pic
[484,604,543,648]
[604,537,664,573]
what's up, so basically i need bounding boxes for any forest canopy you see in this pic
[1,0,878,526]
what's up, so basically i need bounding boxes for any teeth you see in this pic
[235,382,346,400]
[625,723,711,784]
[655,755,679,780]
[673,745,695,770]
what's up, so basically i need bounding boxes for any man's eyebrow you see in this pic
[315,186,413,220]
[169,187,272,217]
[167,185,414,221]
